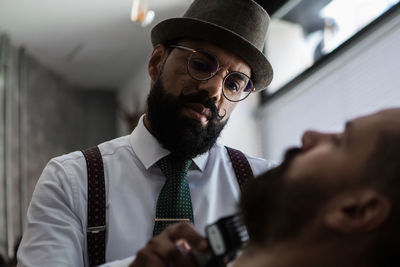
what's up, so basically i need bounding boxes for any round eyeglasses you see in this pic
[170,44,255,102]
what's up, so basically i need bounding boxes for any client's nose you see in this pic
[301,130,333,151]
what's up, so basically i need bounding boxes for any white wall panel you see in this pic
[259,9,400,162]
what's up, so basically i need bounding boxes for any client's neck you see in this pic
[233,239,373,267]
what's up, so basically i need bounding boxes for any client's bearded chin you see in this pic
[240,147,326,245]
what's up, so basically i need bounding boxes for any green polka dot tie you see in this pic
[153,154,194,236]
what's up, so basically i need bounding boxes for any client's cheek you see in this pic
[286,156,317,181]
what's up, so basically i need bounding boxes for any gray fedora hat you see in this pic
[151,0,273,91]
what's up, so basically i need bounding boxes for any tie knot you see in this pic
[156,154,192,180]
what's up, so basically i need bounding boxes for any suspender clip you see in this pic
[87,225,106,234]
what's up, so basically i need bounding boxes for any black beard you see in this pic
[146,74,228,160]
[241,147,338,245]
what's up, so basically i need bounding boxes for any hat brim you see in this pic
[151,18,273,91]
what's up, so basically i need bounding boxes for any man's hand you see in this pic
[130,223,208,267]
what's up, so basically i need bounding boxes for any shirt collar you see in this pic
[130,114,208,171]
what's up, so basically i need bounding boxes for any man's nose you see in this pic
[301,130,334,151]
[197,71,226,102]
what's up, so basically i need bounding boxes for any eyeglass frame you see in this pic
[169,44,256,102]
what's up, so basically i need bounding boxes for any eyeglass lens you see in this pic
[189,51,219,80]
[188,50,253,101]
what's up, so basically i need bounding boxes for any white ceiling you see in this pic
[0,0,191,89]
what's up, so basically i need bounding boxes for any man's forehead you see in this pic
[376,108,400,124]
[351,108,400,135]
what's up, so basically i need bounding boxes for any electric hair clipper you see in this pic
[192,214,249,267]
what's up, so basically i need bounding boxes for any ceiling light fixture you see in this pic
[130,0,155,27]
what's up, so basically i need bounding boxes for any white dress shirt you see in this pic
[18,116,275,267]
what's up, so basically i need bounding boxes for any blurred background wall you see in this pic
[0,36,117,260]
[260,4,400,160]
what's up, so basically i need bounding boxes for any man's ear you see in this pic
[324,188,391,233]
[148,45,168,83]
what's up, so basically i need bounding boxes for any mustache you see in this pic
[276,147,302,173]
[179,90,226,121]
[242,146,301,201]
[264,147,302,179]
[282,147,302,166]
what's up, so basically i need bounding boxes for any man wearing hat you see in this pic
[17,0,275,266]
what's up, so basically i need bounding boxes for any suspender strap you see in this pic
[82,146,106,267]
[225,146,255,192]
[81,145,252,266]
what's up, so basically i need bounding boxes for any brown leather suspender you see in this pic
[82,147,106,267]
[82,146,254,266]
